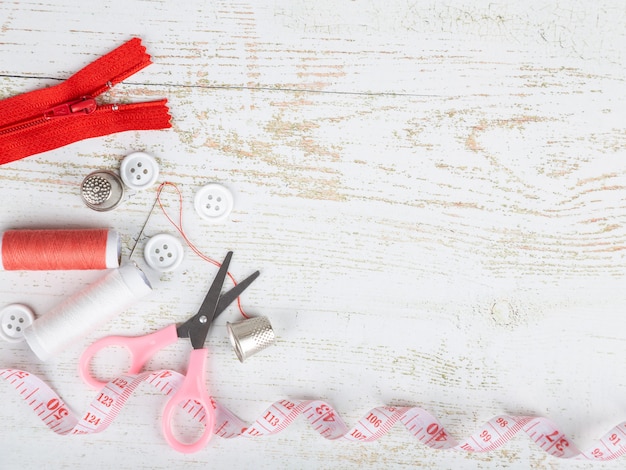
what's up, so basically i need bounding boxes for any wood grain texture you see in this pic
[0,1,625,468]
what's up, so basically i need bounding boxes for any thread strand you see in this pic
[155,182,250,319]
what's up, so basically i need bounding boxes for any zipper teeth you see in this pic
[0,102,98,136]
[0,106,101,136]
[0,64,152,136]
[0,100,168,136]
[0,117,48,136]
[90,59,151,98]
[1,55,151,133]
[0,104,108,135]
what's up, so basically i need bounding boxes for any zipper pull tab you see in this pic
[44,97,97,118]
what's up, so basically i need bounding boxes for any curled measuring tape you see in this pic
[2,368,625,460]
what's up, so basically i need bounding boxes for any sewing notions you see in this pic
[81,171,125,211]
[0,229,120,271]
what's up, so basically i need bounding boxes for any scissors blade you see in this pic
[176,268,260,341]
[214,270,260,314]
[180,251,233,349]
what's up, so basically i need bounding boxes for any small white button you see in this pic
[120,151,159,190]
[143,234,184,272]
[194,183,234,223]
[0,304,35,343]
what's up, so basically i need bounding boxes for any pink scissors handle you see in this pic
[79,324,179,389]
[162,348,215,453]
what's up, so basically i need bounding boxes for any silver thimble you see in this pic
[227,316,275,362]
[81,170,125,211]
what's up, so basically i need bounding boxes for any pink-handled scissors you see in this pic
[79,251,259,453]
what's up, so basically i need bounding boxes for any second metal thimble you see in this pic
[227,316,275,362]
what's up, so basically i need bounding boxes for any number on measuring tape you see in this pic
[84,412,101,426]
[350,430,367,440]
[245,427,262,437]
[426,422,448,442]
[279,400,296,410]
[545,430,569,453]
[366,412,382,428]
[46,398,69,420]
[97,393,114,408]
[263,411,280,427]
[4,368,626,460]
[111,378,128,389]
[609,433,622,446]
[315,403,335,422]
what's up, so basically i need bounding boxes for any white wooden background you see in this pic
[0,1,625,468]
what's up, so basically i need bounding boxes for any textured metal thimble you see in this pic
[81,170,125,211]
[227,316,275,362]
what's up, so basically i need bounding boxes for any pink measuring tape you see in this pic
[2,368,626,460]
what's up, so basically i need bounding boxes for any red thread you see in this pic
[155,182,250,319]
[1,229,116,271]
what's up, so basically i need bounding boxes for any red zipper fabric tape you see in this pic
[0,38,171,165]
[2,368,626,459]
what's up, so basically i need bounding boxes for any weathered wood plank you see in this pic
[0,1,624,468]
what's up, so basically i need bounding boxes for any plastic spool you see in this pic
[0,229,120,271]
[22,263,152,361]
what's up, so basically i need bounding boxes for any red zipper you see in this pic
[0,38,171,166]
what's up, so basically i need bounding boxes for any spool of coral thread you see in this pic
[0,229,120,270]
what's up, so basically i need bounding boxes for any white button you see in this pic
[143,234,184,272]
[120,151,159,190]
[194,183,234,223]
[0,304,35,343]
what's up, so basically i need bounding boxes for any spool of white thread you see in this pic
[23,263,152,361]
